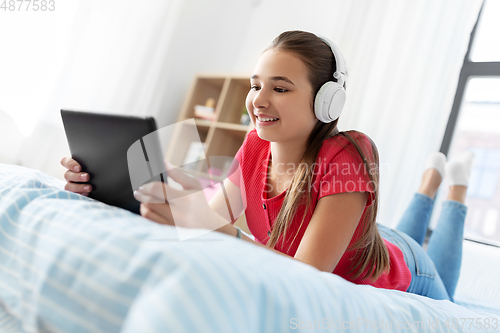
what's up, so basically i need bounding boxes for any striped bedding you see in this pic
[0,163,498,333]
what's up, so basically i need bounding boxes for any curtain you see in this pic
[0,0,255,179]
[326,0,483,226]
[0,0,182,177]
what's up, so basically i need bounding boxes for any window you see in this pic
[435,0,500,247]
[469,0,500,62]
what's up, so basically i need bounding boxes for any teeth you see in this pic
[258,117,279,122]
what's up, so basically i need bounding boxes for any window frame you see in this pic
[439,0,500,249]
[440,0,500,154]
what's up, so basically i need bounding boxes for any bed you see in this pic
[0,163,498,332]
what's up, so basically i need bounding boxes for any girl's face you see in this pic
[246,49,319,143]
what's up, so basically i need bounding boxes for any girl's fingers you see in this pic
[64,170,90,183]
[134,190,166,204]
[138,181,187,202]
[61,157,81,172]
[165,162,203,191]
[64,182,92,193]
[140,203,173,225]
[143,202,174,222]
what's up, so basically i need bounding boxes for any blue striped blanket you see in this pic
[0,163,498,332]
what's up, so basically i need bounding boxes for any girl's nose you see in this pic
[252,90,270,109]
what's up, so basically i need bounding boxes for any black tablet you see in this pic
[61,109,167,215]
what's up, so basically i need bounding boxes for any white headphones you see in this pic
[313,34,348,123]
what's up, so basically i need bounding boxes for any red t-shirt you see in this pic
[229,128,411,292]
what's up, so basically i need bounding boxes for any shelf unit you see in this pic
[166,74,254,233]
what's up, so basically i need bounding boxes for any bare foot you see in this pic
[418,169,442,199]
[447,185,467,204]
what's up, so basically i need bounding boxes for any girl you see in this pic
[61,30,472,302]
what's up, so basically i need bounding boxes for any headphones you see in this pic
[313,34,348,123]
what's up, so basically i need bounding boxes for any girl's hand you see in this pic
[60,157,92,196]
[134,163,226,233]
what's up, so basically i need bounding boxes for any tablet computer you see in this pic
[61,109,167,215]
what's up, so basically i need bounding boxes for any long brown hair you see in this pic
[264,30,390,281]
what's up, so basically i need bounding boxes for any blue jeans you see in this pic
[378,193,467,302]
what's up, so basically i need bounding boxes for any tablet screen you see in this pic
[61,109,167,214]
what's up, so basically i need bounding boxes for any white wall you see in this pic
[148,0,256,127]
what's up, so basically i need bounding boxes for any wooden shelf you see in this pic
[172,74,253,165]
[168,73,253,234]
[217,78,250,124]
[183,77,225,121]
[193,119,213,128]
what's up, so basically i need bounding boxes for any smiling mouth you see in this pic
[256,116,280,122]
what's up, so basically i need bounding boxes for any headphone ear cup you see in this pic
[314,81,346,123]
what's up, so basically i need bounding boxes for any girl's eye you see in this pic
[250,85,287,93]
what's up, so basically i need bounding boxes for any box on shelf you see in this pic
[193,97,216,121]
[194,105,215,121]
